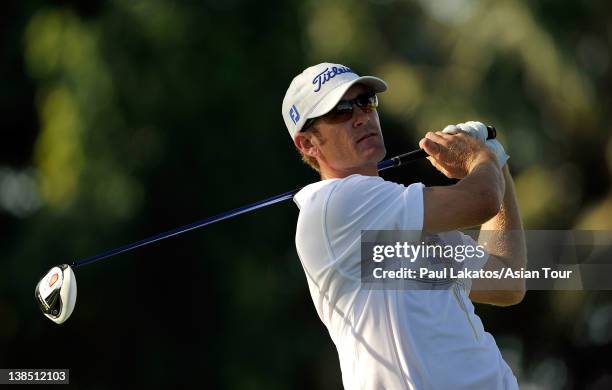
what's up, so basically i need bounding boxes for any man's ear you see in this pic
[294,133,319,158]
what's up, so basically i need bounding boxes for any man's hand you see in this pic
[442,121,510,168]
[419,131,495,179]
[420,126,505,233]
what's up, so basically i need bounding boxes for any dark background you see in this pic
[2,0,612,388]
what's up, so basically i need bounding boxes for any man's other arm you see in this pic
[469,166,527,306]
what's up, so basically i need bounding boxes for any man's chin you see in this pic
[361,141,386,162]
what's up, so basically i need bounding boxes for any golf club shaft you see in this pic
[72,126,496,269]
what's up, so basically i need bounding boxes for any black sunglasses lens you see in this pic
[355,92,376,109]
[327,105,354,123]
[316,91,378,125]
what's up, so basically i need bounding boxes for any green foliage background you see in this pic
[1,0,611,388]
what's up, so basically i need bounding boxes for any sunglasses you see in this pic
[302,91,378,131]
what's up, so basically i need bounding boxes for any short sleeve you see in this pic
[397,181,425,231]
[322,175,425,277]
[325,176,425,233]
[325,175,424,233]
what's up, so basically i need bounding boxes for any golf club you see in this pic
[35,125,496,324]
[35,264,77,324]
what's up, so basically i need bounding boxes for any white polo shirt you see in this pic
[293,174,518,390]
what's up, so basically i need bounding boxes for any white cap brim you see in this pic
[306,76,388,123]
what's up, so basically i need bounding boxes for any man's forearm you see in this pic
[479,166,527,273]
[457,153,506,211]
[451,151,506,223]
[424,153,505,232]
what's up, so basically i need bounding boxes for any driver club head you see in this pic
[35,264,77,324]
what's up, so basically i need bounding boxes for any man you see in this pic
[282,62,527,389]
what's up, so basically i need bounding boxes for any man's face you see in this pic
[305,84,386,174]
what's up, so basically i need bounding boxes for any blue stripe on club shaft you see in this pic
[71,189,298,268]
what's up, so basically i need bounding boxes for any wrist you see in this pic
[468,148,498,172]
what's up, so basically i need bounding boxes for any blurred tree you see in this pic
[1,0,611,388]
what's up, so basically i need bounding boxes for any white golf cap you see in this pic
[282,62,387,139]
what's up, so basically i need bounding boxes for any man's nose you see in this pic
[352,105,371,128]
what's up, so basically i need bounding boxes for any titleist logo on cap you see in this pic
[312,66,354,92]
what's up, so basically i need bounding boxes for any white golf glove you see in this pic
[442,121,509,168]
